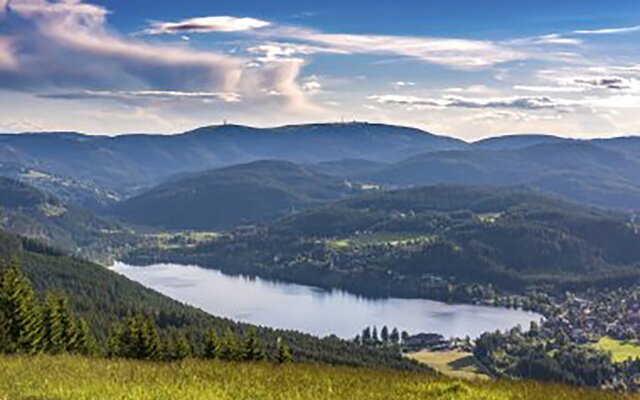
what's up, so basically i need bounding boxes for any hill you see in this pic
[0,229,416,369]
[365,141,640,210]
[111,160,369,230]
[0,355,626,400]
[126,185,640,299]
[0,123,466,195]
[0,177,133,255]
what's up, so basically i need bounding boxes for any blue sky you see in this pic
[1,0,640,139]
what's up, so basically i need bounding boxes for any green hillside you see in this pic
[111,160,365,230]
[0,356,631,400]
[0,229,418,369]
[127,185,640,299]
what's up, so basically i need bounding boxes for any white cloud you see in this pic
[142,16,271,35]
[246,42,346,62]
[39,90,242,103]
[369,94,572,111]
[573,25,640,35]
[301,76,321,93]
[264,27,526,69]
[393,81,415,88]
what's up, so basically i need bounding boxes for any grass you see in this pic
[0,356,635,400]
[592,337,640,363]
[407,350,490,381]
[327,232,434,249]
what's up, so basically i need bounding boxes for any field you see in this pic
[327,232,434,249]
[592,337,640,363]
[408,350,490,380]
[0,356,636,400]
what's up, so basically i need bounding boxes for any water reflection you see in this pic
[111,261,541,339]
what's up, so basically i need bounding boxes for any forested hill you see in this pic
[0,229,418,369]
[111,160,367,230]
[0,123,465,194]
[127,185,640,298]
[0,177,134,257]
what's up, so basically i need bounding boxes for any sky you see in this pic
[1,0,640,139]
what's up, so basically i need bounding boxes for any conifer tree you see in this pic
[381,326,389,344]
[203,327,220,359]
[242,328,265,361]
[74,317,96,356]
[0,307,9,353]
[173,333,192,360]
[218,327,239,361]
[390,327,400,345]
[42,293,64,354]
[275,337,293,364]
[0,258,42,354]
[139,314,162,361]
[58,296,78,352]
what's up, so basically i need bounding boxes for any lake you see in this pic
[111,261,542,339]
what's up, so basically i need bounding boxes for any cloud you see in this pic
[0,0,319,114]
[39,90,241,103]
[369,94,570,111]
[246,42,346,62]
[572,76,633,90]
[142,16,270,35]
[263,27,526,69]
[393,81,415,88]
[301,75,321,93]
[514,85,587,93]
[573,25,640,35]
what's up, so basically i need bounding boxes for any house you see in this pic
[403,333,448,351]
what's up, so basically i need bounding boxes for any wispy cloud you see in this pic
[369,94,569,110]
[141,16,271,35]
[573,25,640,35]
[39,90,241,103]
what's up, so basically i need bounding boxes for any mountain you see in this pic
[0,123,466,195]
[127,185,640,298]
[365,141,640,210]
[0,177,132,255]
[111,160,370,230]
[0,229,416,369]
[473,134,569,150]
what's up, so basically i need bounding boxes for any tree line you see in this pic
[0,258,291,364]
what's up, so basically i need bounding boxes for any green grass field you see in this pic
[408,350,490,380]
[327,232,434,249]
[0,356,636,400]
[592,337,640,363]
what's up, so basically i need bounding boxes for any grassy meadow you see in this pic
[0,356,637,400]
[408,350,490,380]
[592,337,640,363]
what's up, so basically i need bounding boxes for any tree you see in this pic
[173,333,192,360]
[58,296,78,353]
[275,337,293,364]
[74,317,96,356]
[389,328,400,345]
[380,326,389,344]
[0,258,42,354]
[372,326,379,344]
[109,312,162,360]
[42,293,64,354]
[0,307,8,353]
[242,328,266,361]
[362,327,372,345]
[204,327,220,359]
[219,328,239,361]
[139,314,162,361]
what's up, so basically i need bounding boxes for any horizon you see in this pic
[1,120,638,141]
[0,0,639,140]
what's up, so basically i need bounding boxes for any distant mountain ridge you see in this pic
[111,160,368,230]
[0,122,467,194]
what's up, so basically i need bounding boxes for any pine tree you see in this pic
[0,306,9,353]
[390,328,400,345]
[0,258,42,354]
[203,327,220,359]
[380,326,389,344]
[42,293,64,354]
[362,327,372,345]
[106,324,123,358]
[58,296,78,353]
[173,333,192,360]
[242,328,265,361]
[74,317,96,356]
[275,337,293,364]
[372,326,379,344]
[139,314,162,361]
[218,327,239,361]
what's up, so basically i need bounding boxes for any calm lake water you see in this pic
[111,261,542,339]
